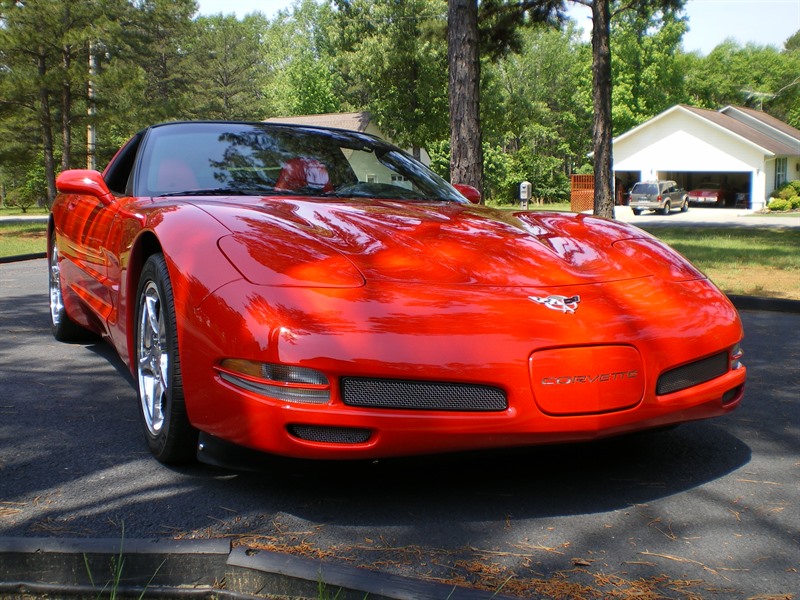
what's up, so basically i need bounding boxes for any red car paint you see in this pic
[49,121,746,464]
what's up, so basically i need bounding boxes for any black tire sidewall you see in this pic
[135,254,196,464]
[48,233,89,342]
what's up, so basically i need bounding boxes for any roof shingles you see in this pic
[682,104,800,156]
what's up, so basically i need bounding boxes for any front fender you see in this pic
[116,202,242,371]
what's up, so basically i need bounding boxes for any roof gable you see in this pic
[614,104,799,157]
[264,111,373,133]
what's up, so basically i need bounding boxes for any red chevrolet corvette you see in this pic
[49,121,746,465]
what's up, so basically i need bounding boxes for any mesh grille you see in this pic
[288,424,371,444]
[341,378,507,412]
[657,351,728,395]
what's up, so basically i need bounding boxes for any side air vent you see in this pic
[657,351,728,395]
[341,378,507,412]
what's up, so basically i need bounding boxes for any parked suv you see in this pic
[628,180,689,215]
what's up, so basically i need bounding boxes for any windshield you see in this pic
[135,122,468,203]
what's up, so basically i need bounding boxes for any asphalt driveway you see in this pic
[0,257,798,599]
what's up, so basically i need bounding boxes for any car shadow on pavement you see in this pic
[218,420,751,523]
[0,282,753,537]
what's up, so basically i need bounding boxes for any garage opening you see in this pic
[615,171,640,205]
[659,171,752,208]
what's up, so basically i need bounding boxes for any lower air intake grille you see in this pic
[657,351,728,395]
[288,425,371,444]
[341,378,507,412]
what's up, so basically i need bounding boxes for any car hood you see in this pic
[201,197,666,288]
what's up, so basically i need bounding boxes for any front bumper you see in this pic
[179,277,746,461]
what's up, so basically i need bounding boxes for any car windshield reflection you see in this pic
[139,122,467,203]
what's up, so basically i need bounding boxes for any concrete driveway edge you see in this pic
[727,294,800,313]
[0,537,524,600]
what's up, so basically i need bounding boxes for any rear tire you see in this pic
[48,232,92,342]
[135,254,197,464]
[661,201,671,216]
[632,208,642,216]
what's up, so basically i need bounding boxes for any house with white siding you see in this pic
[612,105,800,210]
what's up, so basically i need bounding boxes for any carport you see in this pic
[612,105,800,210]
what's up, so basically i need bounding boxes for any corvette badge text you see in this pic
[541,371,639,385]
[529,294,581,314]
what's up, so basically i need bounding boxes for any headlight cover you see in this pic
[612,237,706,282]
[217,359,331,404]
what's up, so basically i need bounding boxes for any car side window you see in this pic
[104,132,144,195]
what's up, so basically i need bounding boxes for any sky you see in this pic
[196,0,800,56]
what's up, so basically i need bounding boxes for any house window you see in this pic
[775,157,788,188]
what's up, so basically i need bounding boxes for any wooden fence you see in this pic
[570,174,594,212]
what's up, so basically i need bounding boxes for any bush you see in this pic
[774,179,800,200]
[767,197,792,211]
[5,188,38,213]
[769,180,800,211]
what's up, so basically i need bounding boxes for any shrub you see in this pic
[767,197,791,211]
[774,180,800,200]
[5,188,38,213]
[792,196,800,210]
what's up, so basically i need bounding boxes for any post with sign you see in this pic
[519,181,532,209]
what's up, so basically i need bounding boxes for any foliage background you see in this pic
[0,0,798,207]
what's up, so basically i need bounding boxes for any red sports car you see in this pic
[687,182,725,205]
[49,121,746,466]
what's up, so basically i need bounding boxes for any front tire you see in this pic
[135,254,197,464]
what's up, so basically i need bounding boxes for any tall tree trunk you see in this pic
[61,43,72,172]
[591,0,615,218]
[38,47,57,208]
[448,0,483,196]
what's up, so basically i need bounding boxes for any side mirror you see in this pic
[56,169,114,206]
[453,183,481,204]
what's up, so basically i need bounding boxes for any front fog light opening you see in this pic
[217,359,330,404]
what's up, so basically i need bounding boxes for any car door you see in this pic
[56,190,120,324]
[664,183,679,209]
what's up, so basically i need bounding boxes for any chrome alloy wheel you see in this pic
[137,280,169,436]
[48,243,64,327]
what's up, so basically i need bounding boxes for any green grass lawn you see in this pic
[0,221,48,257]
[1,213,797,300]
[0,206,49,217]
[638,225,800,300]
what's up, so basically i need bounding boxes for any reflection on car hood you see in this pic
[200,197,652,287]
